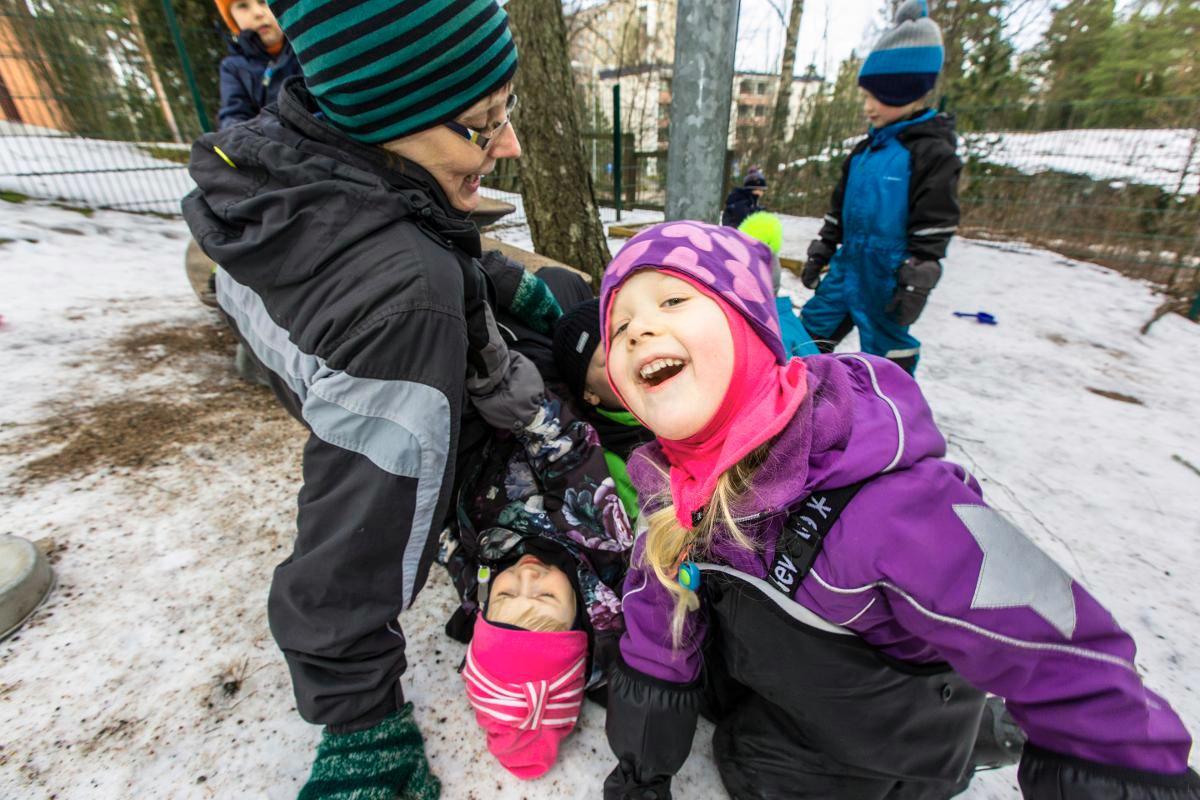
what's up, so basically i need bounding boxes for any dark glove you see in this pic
[462,251,547,431]
[886,258,942,326]
[802,239,835,290]
[465,302,544,431]
[299,704,441,800]
[478,250,563,335]
[1018,743,1200,800]
[604,656,702,800]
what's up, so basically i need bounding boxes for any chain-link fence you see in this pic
[0,0,229,213]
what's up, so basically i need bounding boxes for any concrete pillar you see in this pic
[665,0,740,223]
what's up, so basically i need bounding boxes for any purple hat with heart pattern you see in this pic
[599,220,786,364]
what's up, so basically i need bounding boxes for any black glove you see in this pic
[459,254,545,432]
[802,239,835,290]
[604,656,702,800]
[886,258,942,326]
[1018,743,1200,800]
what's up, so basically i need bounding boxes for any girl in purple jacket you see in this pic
[596,221,1199,800]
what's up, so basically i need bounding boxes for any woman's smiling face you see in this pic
[606,270,734,441]
[383,85,521,212]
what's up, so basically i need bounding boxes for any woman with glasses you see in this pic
[182,2,559,797]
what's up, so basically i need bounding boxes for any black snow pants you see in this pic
[700,570,986,800]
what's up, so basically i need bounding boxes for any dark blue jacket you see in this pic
[721,186,762,229]
[217,30,302,130]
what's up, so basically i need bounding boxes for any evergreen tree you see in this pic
[934,0,1027,109]
[1081,0,1200,125]
[1035,0,1115,107]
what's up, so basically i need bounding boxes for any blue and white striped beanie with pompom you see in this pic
[858,0,943,107]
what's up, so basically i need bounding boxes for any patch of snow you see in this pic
[961,128,1200,196]
[1,202,1197,799]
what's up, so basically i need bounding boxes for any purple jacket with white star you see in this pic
[619,352,1194,774]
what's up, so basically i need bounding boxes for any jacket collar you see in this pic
[868,108,937,147]
[276,79,483,258]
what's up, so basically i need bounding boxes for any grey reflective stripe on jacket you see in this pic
[217,267,450,607]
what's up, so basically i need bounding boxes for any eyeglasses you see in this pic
[444,93,518,151]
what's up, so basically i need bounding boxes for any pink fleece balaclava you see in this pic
[461,615,587,779]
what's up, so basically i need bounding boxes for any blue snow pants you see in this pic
[801,112,935,373]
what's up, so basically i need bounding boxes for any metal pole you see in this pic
[613,83,622,222]
[665,0,740,222]
[160,0,212,134]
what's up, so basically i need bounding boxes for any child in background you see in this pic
[799,0,959,375]
[721,168,767,229]
[737,211,819,358]
[214,0,301,130]
[598,221,1199,800]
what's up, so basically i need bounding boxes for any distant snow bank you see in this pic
[785,127,1200,195]
[961,128,1200,195]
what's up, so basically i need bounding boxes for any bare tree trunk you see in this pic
[769,0,803,169]
[507,0,612,284]
[126,0,182,142]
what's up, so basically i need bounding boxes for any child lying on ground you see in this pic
[442,266,640,780]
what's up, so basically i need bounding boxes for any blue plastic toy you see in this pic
[954,311,997,325]
[678,561,701,591]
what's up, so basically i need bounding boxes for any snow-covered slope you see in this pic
[0,202,1197,798]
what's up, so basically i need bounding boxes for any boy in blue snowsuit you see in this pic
[800,0,959,375]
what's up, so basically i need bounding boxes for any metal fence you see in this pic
[0,1,217,213]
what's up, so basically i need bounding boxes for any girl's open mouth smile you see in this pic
[638,357,686,389]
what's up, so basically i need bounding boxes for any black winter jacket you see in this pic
[721,186,762,229]
[183,79,539,730]
[217,30,302,130]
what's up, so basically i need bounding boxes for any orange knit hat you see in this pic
[213,0,238,35]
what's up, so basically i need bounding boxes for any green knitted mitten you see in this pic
[298,704,440,800]
[509,269,563,335]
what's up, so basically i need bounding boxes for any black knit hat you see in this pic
[552,299,601,401]
[744,167,767,188]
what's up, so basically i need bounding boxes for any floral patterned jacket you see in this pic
[442,391,635,690]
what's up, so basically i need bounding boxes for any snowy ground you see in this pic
[0,199,1198,799]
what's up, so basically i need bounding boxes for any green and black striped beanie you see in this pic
[268,0,518,144]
